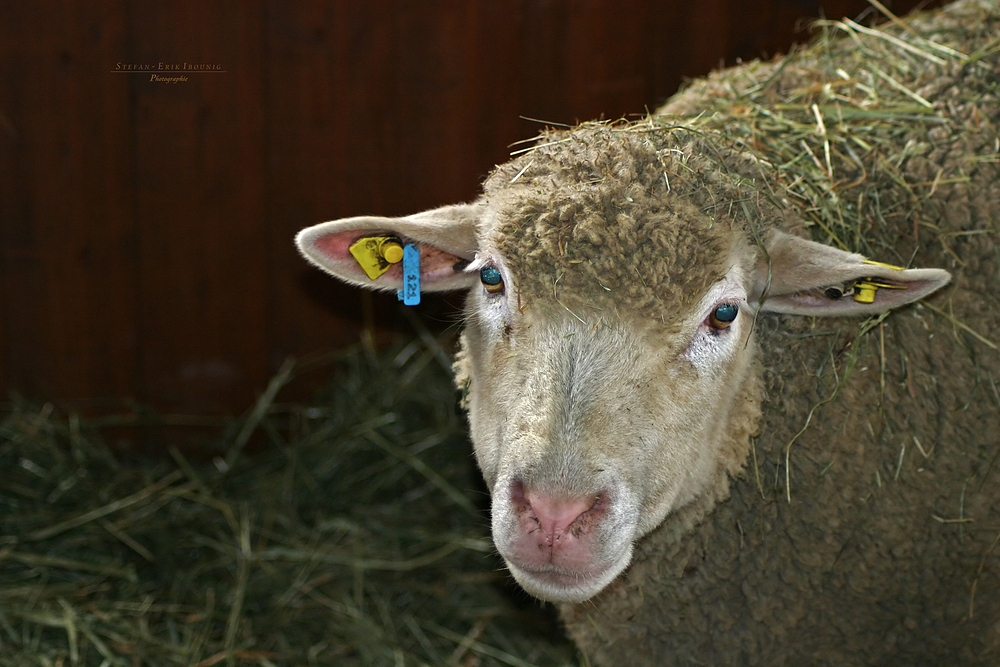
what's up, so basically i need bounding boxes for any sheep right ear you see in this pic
[296,201,484,293]
[751,230,951,316]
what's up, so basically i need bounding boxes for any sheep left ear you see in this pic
[751,230,951,316]
[296,201,484,293]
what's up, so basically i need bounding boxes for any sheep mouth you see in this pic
[503,548,633,604]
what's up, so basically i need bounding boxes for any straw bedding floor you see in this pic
[0,335,576,666]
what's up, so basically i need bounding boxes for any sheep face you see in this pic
[295,126,950,604]
[459,245,761,602]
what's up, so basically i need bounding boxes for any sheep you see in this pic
[296,0,1000,663]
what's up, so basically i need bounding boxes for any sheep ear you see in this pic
[296,202,484,293]
[751,230,951,316]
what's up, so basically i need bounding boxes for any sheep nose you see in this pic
[512,480,601,539]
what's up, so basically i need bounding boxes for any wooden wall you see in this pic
[0,0,941,415]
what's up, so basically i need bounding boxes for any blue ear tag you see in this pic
[397,243,421,306]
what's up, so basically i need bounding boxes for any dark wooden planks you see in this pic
[0,1,136,402]
[128,0,270,413]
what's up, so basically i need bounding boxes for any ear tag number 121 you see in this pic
[397,243,421,306]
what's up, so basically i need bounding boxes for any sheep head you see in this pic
[296,125,950,603]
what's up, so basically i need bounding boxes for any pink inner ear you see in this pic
[312,229,469,284]
[313,231,359,263]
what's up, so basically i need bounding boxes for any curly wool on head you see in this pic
[481,127,783,323]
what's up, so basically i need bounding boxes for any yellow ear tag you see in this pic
[852,278,908,303]
[853,280,879,303]
[349,236,405,280]
[862,259,906,271]
[852,262,909,303]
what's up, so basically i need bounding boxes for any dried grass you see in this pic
[658,1,999,262]
[0,333,576,666]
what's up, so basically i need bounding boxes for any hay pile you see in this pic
[655,0,1000,263]
[0,332,575,666]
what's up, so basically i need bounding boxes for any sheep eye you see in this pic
[708,303,738,329]
[480,265,505,294]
